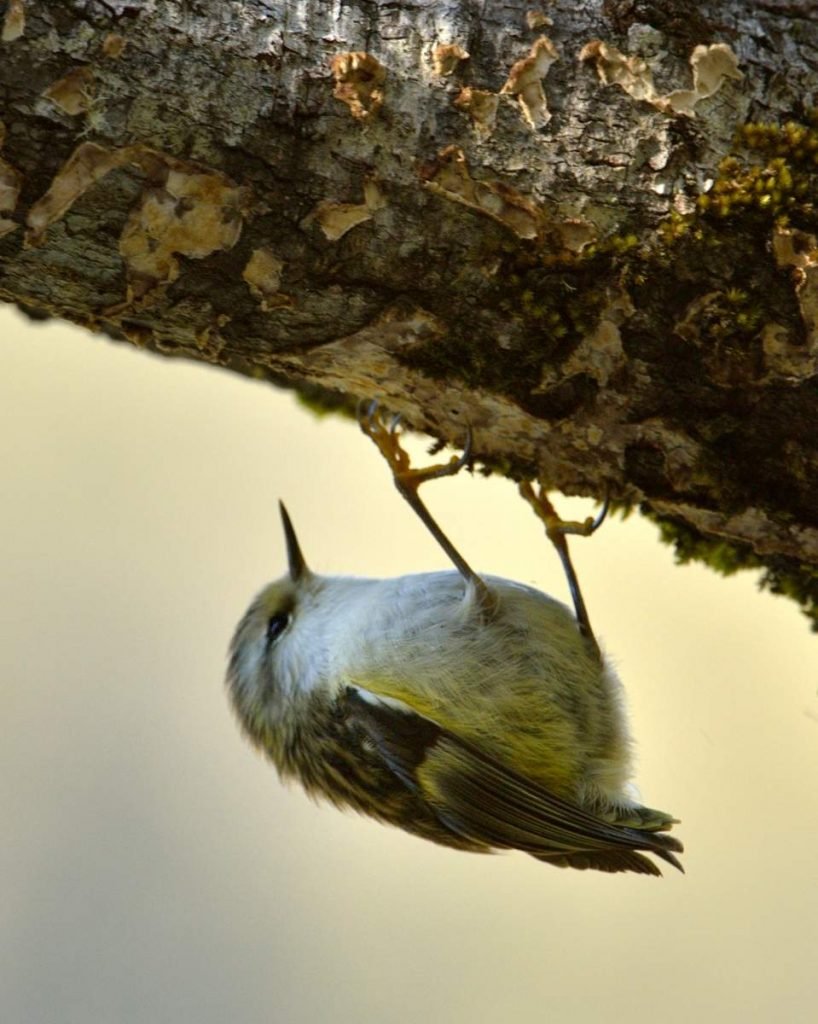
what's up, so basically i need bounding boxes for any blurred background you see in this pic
[2,305,816,1023]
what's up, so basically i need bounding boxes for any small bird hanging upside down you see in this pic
[227,404,683,876]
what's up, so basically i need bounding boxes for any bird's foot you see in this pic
[358,400,471,497]
[518,480,608,543]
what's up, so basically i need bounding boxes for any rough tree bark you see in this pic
[2,1,818,624]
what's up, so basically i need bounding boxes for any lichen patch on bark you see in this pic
[769,226,818,377]
[101,33,127,59]
[25,142,133,245]
[453,87,499,135]
[331,52,386,120]
[303,179,386,241]
[0,121,22,238]
[119,168,244,299]
[526,11,553,31]
[419,146,540,239]
[432,43,469,77]
[1,0,25,42]
[501,35,559,129]
[580,40,742,118]
[42,67,96,116]
[243,248,291,310]
[25,143,245,300]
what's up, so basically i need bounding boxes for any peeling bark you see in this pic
[1,1,818,624]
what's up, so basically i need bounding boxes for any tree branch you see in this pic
[2,1,818,624]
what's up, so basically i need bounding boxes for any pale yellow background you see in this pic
[2,306,817,1023]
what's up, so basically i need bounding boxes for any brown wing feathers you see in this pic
[346,688,683,875]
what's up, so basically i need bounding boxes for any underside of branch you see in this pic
[2,1,818,625]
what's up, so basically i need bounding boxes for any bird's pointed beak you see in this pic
[279,501,310,582]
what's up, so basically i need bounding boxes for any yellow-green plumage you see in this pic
[227,566,683,876]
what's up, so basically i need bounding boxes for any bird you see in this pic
[226,403,683,876]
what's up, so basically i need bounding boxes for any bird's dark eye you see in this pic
[266,612,289,645]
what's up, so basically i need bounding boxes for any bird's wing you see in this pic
[345,686,683,875]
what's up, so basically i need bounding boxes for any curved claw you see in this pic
[455,424,472,470]
[357,397,378,423]
[590,492,610,534]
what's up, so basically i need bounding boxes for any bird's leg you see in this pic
[519,481,608,662]
[359,401,495,615]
